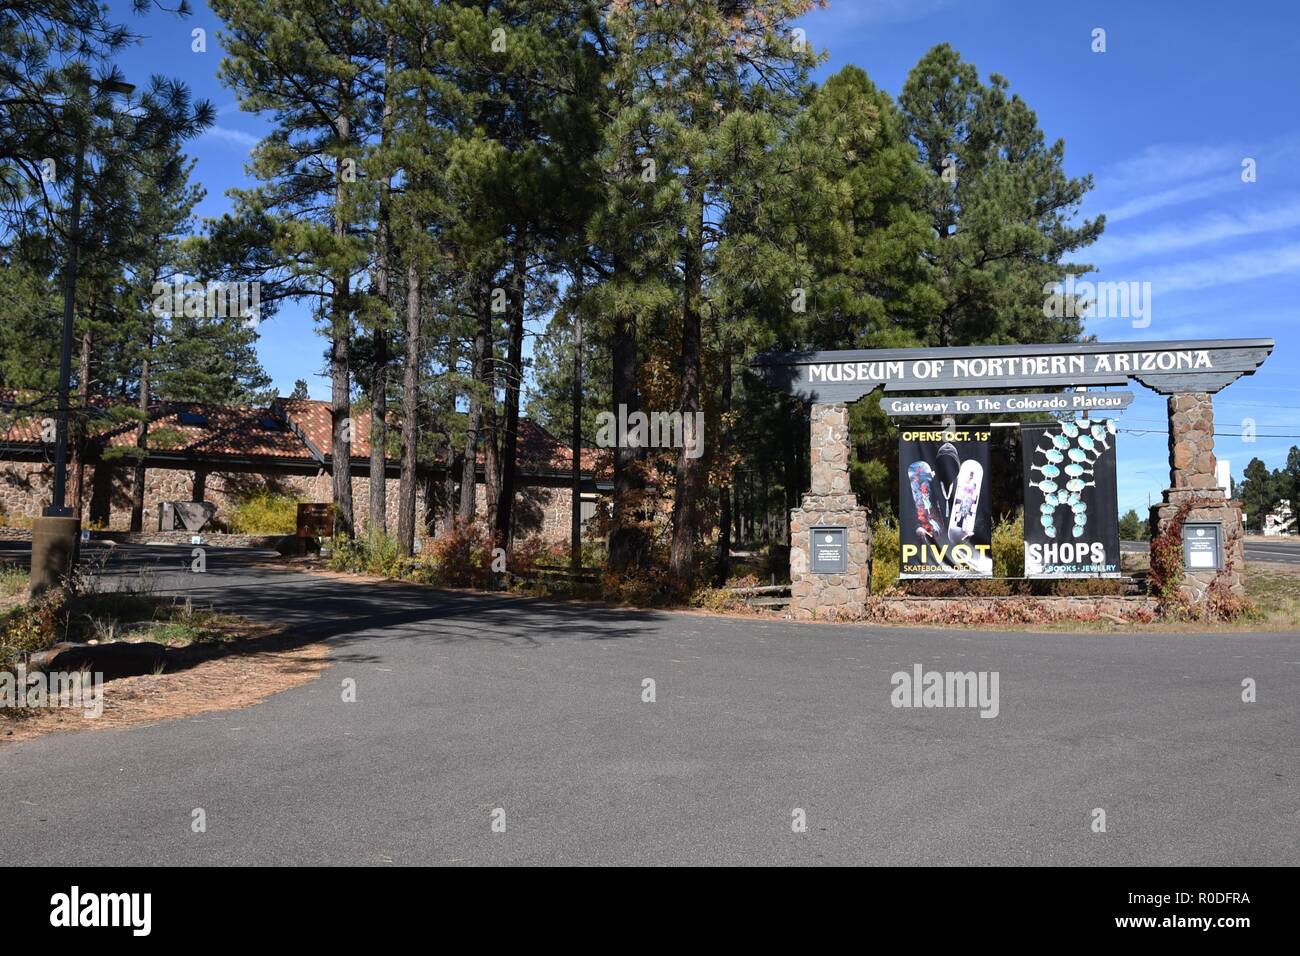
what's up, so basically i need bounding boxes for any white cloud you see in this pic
[202,125,259,149]
[800,0,957,28]
[1143,243,1300,294]
[1088,198,1300,263]
[1099,176,1236,224]
[1102,144,1243,192]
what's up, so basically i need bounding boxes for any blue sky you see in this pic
[107,0,1299,516]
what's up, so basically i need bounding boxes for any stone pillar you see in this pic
[1149,392,1245,600]
[789,403,871,620]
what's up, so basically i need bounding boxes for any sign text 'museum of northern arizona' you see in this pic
[754,339,1273,401]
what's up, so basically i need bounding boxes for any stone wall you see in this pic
[1166,392,1220,491]
[789,403,871,620]
[861,595,1159,625]
[1150,391,1245,599]
[1,455,579,545]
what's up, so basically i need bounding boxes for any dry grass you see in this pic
[0,563,26,608]
[1244,562,1300,630]
[1,616,331,743]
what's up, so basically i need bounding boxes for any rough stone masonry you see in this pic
[1149,391,1246,600]
[789,403,871,620]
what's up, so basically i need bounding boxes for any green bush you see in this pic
[870,516,901,593]
[991,511,1024,579]
[1,590,68,672]
[328,528,408,578]
[227,492,299,534]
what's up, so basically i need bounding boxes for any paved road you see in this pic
[2,545,1298,865]
[1122,537,1300,566]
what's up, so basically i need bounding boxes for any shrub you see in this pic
[869,516,900,593]
[426,524,495,588]
[1048,577,1126,597]
[991,511,1024,579]
[328,528,408,578]
[691,585,744,613]
[600,566,682,607]
[1,563,26,599]
[1,589,68,671]
[227,492,299,535]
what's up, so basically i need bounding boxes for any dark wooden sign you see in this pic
[296,503,335,538]
[755,339,1273,403]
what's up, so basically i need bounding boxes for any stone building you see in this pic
[0,391,605,545]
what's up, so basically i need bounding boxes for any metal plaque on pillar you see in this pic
[1182,522,1223,571]
[810,527,848,573]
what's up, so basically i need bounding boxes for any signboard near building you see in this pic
[1021,420,1121,578]
[898,429,992,578]
[296,503,336,538]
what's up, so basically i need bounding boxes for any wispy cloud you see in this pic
[1091,138,1300,224]
[1102,144,1244,192]
[202,125,259,149]
[1143,242,1300,294]
[801,0,957,28]
[1100,176,1239,224]
[1089,198,1300,263]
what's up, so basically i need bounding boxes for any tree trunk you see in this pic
[713,344,732,585]
[458,278,491,527]
[440,311,459,535]
[670,187,704,584]
[397,260,421,556]
[368,328,388,534]
[331,106,355,538]
[569,268,584,572]
[368,36,396,536]
[607,258,644,572]
[130,351,150,533]
[495,238,526,550]
[71,328,91,521]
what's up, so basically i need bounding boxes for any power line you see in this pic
[1118,428,1300,439]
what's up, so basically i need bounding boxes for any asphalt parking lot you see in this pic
[1,543,1296,865]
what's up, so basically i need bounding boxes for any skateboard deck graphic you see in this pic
[948,459,982,544]
[907,461,945,541]
[934,442,961,524]
[947,459,992,574]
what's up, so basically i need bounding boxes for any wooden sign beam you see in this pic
[754,338,1273,402]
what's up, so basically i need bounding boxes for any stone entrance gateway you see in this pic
[754,338,1274,620]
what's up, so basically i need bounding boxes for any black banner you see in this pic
[898,428,993,578]
[1021,419,1120,577]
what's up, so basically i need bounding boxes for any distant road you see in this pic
[1122,537,1300,566]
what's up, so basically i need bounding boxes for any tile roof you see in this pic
[1,390,598,476]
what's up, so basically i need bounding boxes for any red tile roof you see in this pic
[1,390,598,476]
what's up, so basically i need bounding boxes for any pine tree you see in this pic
[210,0,381,538]
[899,43,1104,348]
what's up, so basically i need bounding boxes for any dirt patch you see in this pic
[1,626,331,743]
